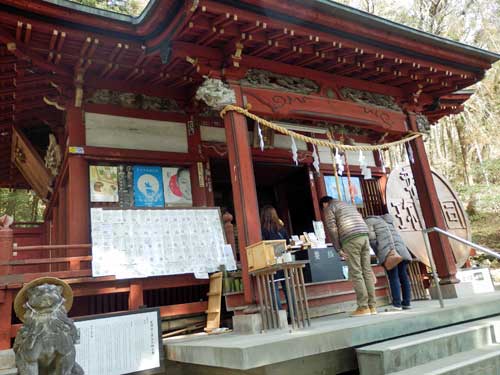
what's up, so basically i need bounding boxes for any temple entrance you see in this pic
[211,160,316,240]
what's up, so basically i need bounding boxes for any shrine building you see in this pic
[0,0,498,358]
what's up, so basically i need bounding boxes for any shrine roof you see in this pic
[0,0,498,188]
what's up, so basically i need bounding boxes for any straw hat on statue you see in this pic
[14,277,74,322]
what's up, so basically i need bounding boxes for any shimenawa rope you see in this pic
[220,104,422,151]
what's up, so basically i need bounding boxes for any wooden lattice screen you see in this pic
[359,178,385,218]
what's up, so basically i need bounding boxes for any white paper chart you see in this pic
[90,208,236,279]
[75,309,160,375]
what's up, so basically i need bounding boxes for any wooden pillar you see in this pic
[129,281,144,310]
[406,112,458,284]
[0,228,13,349]
[223,212,237,260]
[66,105,90,269]
[307,166,322,221]
[223,85,261,304]
[187,115,208,207]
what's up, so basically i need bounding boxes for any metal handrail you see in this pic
[422,227,500,310]
[424,227,500,260]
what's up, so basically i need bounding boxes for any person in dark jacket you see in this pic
[260,205,290,312]
[365,214,413,310]
[261,205,288,242]
[320,196,376,317]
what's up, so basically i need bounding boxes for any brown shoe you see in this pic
[369,307,378,315]
[350,307,372,317]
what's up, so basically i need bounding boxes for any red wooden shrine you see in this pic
[0,0,498,349]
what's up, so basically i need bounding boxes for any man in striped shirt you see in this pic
[320,196,376,317]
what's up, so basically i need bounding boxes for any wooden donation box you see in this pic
[246,240,286,271]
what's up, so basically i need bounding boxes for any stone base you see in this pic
[0,350,14,370]
[430,282,474,300]
[233,311,288,334]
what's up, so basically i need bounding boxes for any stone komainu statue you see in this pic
[13,277,84,375]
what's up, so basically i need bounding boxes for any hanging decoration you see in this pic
[312,144,320,173]
[342,143,356,205]
[406,143,415,164]
[334,148,344,176]
[220,105,422,152]
[378,150,387,174]
[358,149,373,179]
[326,129,344,201]
[256,122,265,151]
[290,135,298,165]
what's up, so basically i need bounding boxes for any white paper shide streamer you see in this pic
[378,150,387,174]
[406,143,415,164]
[290,135,298,165]
[312,144,320,173]
[257,122,265,151]
[359,150,373,179]
[334,148,344,176]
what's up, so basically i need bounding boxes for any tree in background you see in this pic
[0,189,44,224]
[72,0,149,16]
[338,0,500,248]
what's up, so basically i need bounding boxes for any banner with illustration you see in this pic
[324,175,363,206]
[89,166,119,203]
[133,166,165,207]
[162,167,193,206]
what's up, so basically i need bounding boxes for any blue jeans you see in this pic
[386,261,411,307]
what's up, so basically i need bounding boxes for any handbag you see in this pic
[384,249,403,270]
[382,221,403,270]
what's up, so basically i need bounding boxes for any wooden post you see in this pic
[406,112,458,284]
[0,227,13,349]
[222,212,237,260]
[187,115,208,207]
[0,227,13,276]
[307,166,322,221]
[129,281,144,310]
[223,84,261,304]
[66,104,90,270]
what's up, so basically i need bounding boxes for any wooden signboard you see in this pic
[10,127,53,200]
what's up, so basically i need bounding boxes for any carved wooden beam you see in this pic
[0,26,72,78]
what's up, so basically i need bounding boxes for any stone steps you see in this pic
[357,321,494,374]
[357,318,500,375]
[0,368,17,375]
[388,344,500,375]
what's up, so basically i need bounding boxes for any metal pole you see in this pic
[422,230,444,308]
[425,227,500,259]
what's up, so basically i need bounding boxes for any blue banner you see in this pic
[324,175,363,206]
[133,166,165,207]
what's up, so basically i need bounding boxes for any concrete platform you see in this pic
[165,292,500,372]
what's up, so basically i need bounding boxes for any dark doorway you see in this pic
[210,159,316,238]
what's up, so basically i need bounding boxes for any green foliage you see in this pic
[70,0,147,16]
[0,189,45,223]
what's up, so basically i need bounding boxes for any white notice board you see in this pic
[75,308,161,375]
[90,207,236,279]
[456,268,495,294]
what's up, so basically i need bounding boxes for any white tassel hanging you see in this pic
[290,136,298,165]
[334,148,344,176]
[362,166,373,179]
[406,143,415,164]
[257,122,265,151]
[358,150,366,168]
[378,150,387,174]
[312,144,320,173]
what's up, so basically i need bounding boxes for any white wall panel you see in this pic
[85,113,188,153]
[318,144,376,166]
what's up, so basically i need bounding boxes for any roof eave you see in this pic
[305,0,500,64]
